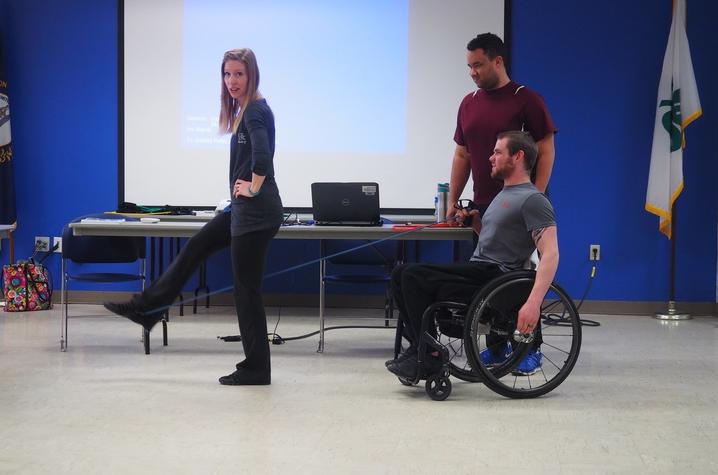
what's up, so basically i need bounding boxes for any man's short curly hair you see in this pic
[467,33,506,60]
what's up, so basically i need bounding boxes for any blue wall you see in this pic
[510,0,717,302]
[0,0,716,303]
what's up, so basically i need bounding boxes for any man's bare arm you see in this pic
[447,144,471,221]
[516,226,559,333]
[533,134,555,193]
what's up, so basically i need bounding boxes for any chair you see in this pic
[318,236,403,350]
[0,223,16,264]
[60,214,146,352]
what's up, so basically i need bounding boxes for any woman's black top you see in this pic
[229,98,283,237]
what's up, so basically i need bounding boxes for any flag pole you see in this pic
[655,206,691,320]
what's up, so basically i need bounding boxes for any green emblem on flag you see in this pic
[659,88,682,152]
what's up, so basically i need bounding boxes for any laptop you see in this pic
[311,182,382,226]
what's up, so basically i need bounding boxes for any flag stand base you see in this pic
[654,300,692,321]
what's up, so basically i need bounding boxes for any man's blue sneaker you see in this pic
[513,349,542,376]
[479,343,511,366]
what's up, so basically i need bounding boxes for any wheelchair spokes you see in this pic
[467,302,531,379]
[465,275,582,399]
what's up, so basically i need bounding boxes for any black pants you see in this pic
[231,227,278,373]
[135,212,231,312]
[391,262,504,348]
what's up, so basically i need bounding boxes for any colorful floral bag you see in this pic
[2,260,52,312]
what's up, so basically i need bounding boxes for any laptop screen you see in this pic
[311,182,381,226]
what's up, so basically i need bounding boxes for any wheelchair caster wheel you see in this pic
[425,374,452,401]
[398,376,414,386]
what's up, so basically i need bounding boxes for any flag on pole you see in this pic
[645,0,702,239]
[0,43,16,227]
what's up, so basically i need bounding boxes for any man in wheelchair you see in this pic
[386,130,558,381]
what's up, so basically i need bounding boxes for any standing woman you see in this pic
[218,48,283,386]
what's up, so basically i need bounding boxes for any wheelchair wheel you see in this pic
[464,271,582,399]
[425,373,452,401]
[434,307,481,383]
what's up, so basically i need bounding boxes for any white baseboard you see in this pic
[54,291,717,316]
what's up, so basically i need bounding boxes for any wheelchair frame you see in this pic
[395,270,582,401]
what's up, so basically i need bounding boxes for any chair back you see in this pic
[323,240,400,268]
[322,218,401,268]
[63,214,146,264]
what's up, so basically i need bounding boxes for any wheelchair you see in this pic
[394,270,582,401]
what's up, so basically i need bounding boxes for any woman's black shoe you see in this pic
[218,368,271,386]
[103,301,163,332]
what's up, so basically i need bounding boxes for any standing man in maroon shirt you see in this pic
[448,33,557,233]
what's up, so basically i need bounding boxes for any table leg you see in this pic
[9,230,14,263]
[318,257,325,353]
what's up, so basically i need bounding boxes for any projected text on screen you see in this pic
[181,0,408,154]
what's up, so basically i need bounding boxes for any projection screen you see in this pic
[121,0,508,211]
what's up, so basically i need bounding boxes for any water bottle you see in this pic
[436,183,449,223]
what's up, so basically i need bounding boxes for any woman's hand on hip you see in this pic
[234,179,253,198]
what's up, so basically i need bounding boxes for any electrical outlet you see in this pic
[589,244,601,261]
[35,236,50,252]
[53,236,62,253]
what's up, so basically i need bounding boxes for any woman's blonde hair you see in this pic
[218,48,262,134]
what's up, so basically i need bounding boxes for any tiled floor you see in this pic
[0,305,716,474]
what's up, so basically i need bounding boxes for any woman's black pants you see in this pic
[135,212,231,312]
[231,227,278,373]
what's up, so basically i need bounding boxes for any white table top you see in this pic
[70,219,473,241]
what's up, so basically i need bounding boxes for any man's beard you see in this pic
[479,72,499,90]
[491,162,514,180]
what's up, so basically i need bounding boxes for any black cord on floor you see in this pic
[217,296,399,344]
[543,261,601,328]
[269,307,282,343]
[218,324,396,344]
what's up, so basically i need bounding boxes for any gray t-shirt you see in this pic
[470,182,556,272]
